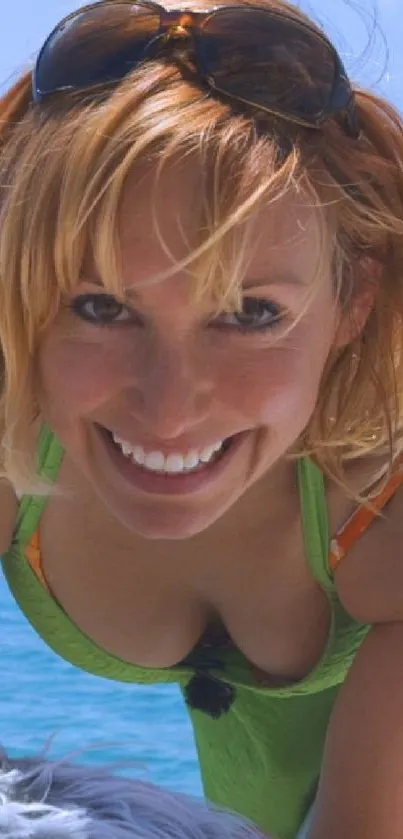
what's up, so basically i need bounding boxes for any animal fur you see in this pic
[0,752,261,838]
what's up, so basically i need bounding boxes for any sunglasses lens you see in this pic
[199,9,338,121]
[34,3,161,99]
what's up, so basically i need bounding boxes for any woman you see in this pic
[0,1,403,837]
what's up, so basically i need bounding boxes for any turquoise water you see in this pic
[0,575,202,795]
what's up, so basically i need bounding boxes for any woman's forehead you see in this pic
[112,160,326,288]
[117,158,204,256]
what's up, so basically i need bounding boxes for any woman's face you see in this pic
[37,162,340,539]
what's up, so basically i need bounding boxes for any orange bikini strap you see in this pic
[25,529,50,591]
[329,453,403,573]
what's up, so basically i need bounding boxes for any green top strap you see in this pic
[14,425,64,549]
[15,427,333,593]
[297,457,333,591]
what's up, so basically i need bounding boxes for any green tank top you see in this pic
[1,427,371,839]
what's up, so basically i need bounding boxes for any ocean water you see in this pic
[0,574,202,796]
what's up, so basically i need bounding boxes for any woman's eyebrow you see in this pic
[83,271,306,296]
[81,276,141,299]
[242,271,306,290]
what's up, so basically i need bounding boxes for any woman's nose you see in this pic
[128,341,214,440]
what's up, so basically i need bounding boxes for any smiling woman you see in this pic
[1,2,403,839]
[35,160,337,539]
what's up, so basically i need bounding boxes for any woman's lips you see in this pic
[97,425,246,496]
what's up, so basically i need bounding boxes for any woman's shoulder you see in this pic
[330,453,403,625]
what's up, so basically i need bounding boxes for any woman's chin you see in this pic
[108,502,224,541]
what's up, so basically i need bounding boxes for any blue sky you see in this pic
[0,0,401,109]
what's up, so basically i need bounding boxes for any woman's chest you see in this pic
[38,474,330,683]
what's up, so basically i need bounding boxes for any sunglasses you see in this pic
[32,1,359,137]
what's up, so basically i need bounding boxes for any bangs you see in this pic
[43,68,308,315]
[87,146,304,313]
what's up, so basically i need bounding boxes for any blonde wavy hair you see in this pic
[0,0,403,494]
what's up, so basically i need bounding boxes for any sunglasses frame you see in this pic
[32,0,359,136]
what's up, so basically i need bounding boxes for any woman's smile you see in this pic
[96,423,248,496]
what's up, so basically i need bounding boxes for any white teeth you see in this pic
[144,451,166,472]
[183,451,200,469]
[111,433,225,474]
[199,445,217,463]
[132,446,146,466]
[165,454,185,473]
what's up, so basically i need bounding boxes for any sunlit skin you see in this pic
[37,161,342,540]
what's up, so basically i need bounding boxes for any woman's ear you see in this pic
[333,257,380,350]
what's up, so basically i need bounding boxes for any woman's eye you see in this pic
[213,298,283,332]
[70,294,135,325]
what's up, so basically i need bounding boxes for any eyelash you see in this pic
[214,298,284,333]
[70,294,139,327]
[69,293,285,333]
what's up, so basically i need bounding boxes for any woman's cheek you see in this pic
[37,334,134,415]
[214,337,321,426]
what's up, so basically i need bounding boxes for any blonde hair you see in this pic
[0,0,403,494]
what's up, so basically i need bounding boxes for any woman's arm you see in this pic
[308,620,403,838]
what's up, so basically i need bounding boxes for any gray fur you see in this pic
[0,753,262,839]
